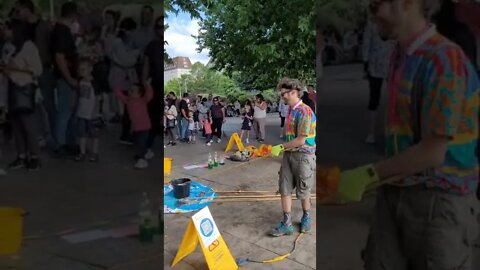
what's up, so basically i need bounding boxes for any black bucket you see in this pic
[171,178,192,199]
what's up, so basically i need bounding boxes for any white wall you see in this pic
[164,68,191,85]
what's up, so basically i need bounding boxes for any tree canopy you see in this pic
[196,0,317,91]
[0,0,155,18]
[165,62,279,104]
[316,0,368,33]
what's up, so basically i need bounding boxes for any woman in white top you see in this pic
[108,18,140,143]
[1,20,43,170]
[278,98,289,138]
[165,97,178,146]
[253,94,268,142]
[101,10,119,57]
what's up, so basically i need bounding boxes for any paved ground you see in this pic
[0,125,162,269]
[164,115,316,270]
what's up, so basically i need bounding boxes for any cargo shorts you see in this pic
[363,185,480,270]
[278,151,316,200]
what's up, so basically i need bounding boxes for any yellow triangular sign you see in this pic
[225,132,244,153]
[172,207,238,270]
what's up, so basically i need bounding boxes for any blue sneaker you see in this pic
[269,222,294,237]
[300,215,312,233]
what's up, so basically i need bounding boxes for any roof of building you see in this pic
[164,57,193,71]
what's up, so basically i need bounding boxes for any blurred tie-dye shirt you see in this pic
[284,101,316,155]
[386,26,479,194]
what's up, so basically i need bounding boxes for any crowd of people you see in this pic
[0,1,163,171]
[163,85,316,148]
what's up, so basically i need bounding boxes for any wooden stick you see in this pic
[190,195,316,200]
[217,194,282,198]
[215,190,278,194]
[213,197,317,203]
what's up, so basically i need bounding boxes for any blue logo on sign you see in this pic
[200,218,214,237]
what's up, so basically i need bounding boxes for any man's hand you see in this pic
[271,144,284,157]
[337,164,379,202]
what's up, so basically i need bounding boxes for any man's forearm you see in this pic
[282,136,306,150]
[56,55,76,87]
[374,138,448,181]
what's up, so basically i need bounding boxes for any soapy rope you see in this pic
[236,233,305,265]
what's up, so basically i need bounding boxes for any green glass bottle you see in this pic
[208,153,214,169]
[139,193,154,242]
[213,152,218,167]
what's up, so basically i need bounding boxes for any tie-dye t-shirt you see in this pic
[386,26,479,195]
[284,101,316,154]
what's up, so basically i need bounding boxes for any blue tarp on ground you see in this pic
[164,181,217,214]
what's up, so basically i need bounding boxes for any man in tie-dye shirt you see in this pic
[337,0,479,269]
[270,78,316,237]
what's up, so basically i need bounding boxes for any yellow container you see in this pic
[164,157,172,175]
[0,207,26,255]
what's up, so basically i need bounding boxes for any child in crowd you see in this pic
[240,103,253,144]
[202,117,213,146]
[188,110,197,144]
[115,82,153,169]
[192,105,200,130]
[75,59,100,162]
[77,27,103,63]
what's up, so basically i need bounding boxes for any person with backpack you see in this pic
[13,0,54,149]
[164,97,177,147]
[1,20,42,170]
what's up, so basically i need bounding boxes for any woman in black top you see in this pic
[301,92,316,112]
[208,96,225,143]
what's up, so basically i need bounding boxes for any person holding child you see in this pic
[240,102,253,144]
[208,96,225,143]
[115,82,153,169]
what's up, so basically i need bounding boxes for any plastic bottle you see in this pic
[139,192,154,242]
[208,153,214,169]
[219,154,225,165]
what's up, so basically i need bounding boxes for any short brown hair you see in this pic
[277,78,304,96]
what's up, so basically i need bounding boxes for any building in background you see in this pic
[164,56,192,85]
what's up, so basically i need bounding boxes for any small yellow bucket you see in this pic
[164,157,172,175]
[0,207,26,255]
